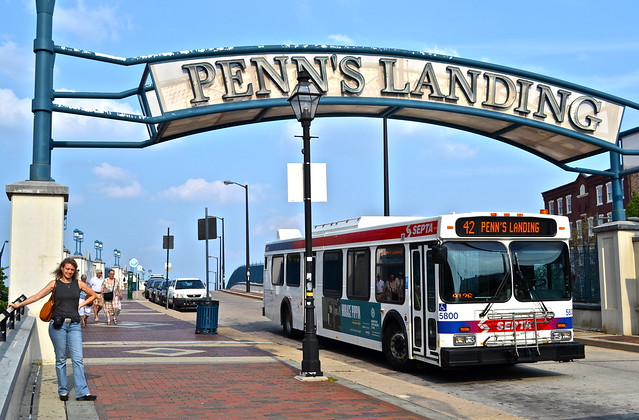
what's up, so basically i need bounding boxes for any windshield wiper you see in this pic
[479,254,509,318]
[514,253,549,314]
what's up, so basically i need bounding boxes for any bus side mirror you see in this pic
[432,245,447,264]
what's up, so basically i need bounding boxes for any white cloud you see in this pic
[0,89,30,129]
[0,41,33,82]
[52,98,147,141]
[99,180,143,198]
[155,178,231,202]
[438,141,479,159]
[254,214,304,236]
[328,34,355,46]
[91,162,144,198]
[55,0,132,43]
[92,162,131,181]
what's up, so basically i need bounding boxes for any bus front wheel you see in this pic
[383,323,413,371]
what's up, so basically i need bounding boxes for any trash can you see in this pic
[195,300,219,334]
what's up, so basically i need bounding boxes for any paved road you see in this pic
[210,291,639,420]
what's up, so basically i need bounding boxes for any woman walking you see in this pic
[102,269,123,325]
[8,257,98,401]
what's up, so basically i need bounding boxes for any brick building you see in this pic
[541,172,639,242]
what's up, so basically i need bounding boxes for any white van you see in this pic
[167,278,208,310]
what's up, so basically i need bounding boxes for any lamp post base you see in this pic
[300,330,323,377]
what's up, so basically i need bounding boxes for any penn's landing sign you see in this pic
[142,46,624,164]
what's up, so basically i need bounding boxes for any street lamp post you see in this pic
[73,229,84,256]
[113,249,121,266]
[0,240,8,268]
[223,181,250,293]
[288,70,323,377]
[94,240,103,261]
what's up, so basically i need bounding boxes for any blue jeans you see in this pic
[48,321,90,397]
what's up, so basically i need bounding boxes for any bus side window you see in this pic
[426,250,436,312]
[323,250,343,298]
[286,253,301,287]
[347,248,371,301]
[272,255,284,286]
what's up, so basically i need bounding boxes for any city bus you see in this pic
[263,212,585,369]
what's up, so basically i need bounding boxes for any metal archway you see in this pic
[32,0,639,220]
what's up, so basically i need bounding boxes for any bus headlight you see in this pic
[551,330,572,341]
[453,334,476,346]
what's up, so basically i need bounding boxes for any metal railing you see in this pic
[1,295,27,342]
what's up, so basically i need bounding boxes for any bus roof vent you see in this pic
[276,229,302,240]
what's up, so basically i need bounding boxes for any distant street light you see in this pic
[113,249,121,266]
[94,240,103,261]
[224,180,250,293]
[73,229,84,256]
[288,69,323,377]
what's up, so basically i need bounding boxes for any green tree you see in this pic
[0,267,7,311]
[626,191,639,218]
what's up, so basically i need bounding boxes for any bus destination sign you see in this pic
[455,217,557,237]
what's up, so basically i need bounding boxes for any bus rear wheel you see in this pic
[383,324,413,371]
[282,307,295,338]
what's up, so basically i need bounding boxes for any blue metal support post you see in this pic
[610,151,626,221]
[31,0,56,181]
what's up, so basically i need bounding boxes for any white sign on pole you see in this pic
[287,163,327,202]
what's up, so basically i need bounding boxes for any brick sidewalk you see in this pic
[81,300,431,419]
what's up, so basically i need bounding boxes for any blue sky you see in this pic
[2,0,639,286]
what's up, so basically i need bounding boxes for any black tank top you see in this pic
[52,279,81,322]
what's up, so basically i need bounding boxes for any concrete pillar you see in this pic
[6,180,68,363]
[594,221,639,335]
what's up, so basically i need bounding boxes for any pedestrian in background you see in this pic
[8,257,98,401]
[79,274,91,327]
[89,269,104,323]
[102,269,123,325]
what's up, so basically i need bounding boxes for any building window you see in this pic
[566,195,572,214]
[596,185,604,205]
[588,217,594,237]
[576,219,583,236]
[598,214,605,225]
[606,182,612,203]
[557,198,564,215]
[579,184,586,196]
[548,200,555,215]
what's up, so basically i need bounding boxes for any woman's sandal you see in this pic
[113,319,118,325]
[59,394,68,401]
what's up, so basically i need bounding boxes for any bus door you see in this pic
[410,245,438,361]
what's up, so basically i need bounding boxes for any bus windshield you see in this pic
[511,241,571,301]
[438,241,510,303]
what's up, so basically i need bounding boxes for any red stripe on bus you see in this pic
[265,221,438,252]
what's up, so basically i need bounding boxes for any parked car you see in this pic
[167,278,208,310]
[144,275,164,299]
[152,279,168,304]
[145,278,163,301]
